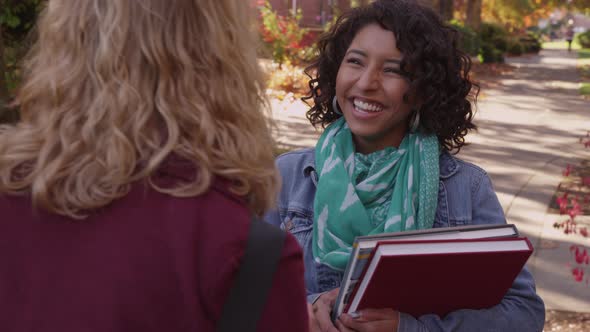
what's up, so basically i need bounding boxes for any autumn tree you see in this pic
[0,24,7,105]
[0,0,43,122]
[526,0,590,27]
[465,0,482,30]
[439,0,454,21]
[478,0,590,31]
[350,0,373,8]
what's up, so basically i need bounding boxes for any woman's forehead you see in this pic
[347,23,403,59]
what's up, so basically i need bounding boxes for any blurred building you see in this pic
[572,13,590,33]
[541,8,590,35]
[263,0,357,28]
[261,0,439,28]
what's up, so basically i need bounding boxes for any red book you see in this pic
[344,237,533,318]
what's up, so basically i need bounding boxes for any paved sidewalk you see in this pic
[269,48,590,312]
[460,49,590,313]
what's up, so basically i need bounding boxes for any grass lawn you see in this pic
[542,40,582,50]
[579,48,590,98]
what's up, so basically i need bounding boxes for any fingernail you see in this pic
[348,312,360,319]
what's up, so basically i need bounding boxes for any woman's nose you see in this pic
[356,67,381,91]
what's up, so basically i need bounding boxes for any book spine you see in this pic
[509,224,519,237]
[331,242,360,322]
[344,244,381,314]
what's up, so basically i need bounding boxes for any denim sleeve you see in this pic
[266,209,320,304]
[398,174,545,332]
[264,208,282,228]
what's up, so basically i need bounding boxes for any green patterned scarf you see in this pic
[312,118,440,271]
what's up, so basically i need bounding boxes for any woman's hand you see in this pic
[336,308,400,332]
[308,303,321,331]
[309,288,340,332]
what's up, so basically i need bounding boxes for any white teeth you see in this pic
[353,99,383,112]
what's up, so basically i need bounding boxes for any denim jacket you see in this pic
[265,148,545,332]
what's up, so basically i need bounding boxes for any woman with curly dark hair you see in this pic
[265,1,545,331]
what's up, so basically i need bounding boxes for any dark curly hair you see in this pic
[302,0,478,153]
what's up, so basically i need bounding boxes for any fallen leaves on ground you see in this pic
[471,62,516,93]
[544,310,590,332]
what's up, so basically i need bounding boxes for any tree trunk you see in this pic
[349,0,373,8]
[417,0,436,9]
[0,24,9,105]
[0,24,17,123]
[465,0,482,30]
[439,0,453,21]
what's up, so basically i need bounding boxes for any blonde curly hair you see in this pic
[0,0,279,219]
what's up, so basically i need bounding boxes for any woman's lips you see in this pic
[349,98,385,119]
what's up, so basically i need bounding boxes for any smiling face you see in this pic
[335,23,413,154]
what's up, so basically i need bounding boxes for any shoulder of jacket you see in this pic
[276,148,314,164]
[276,148,315,175]
[439,151,488,179]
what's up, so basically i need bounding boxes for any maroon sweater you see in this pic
[0,164,308,331]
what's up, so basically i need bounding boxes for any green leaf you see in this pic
[6,15,21,28]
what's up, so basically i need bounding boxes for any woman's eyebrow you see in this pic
[385,59,402,65]
[345,49,402,64]
[345,49,367,57]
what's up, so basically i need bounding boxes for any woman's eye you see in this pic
[384,68,406,78]
[346,58,362,66]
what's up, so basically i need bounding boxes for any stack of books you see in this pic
[331,224,532,321]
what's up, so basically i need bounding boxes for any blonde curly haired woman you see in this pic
[0,1,308,331]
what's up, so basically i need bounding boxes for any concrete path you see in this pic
[269,48,590,312]
[460,49,590,313]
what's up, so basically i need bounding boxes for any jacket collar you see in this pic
[439,151,460,179]
[297,148,315,177]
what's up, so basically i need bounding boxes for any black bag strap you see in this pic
[216,218,286,332]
